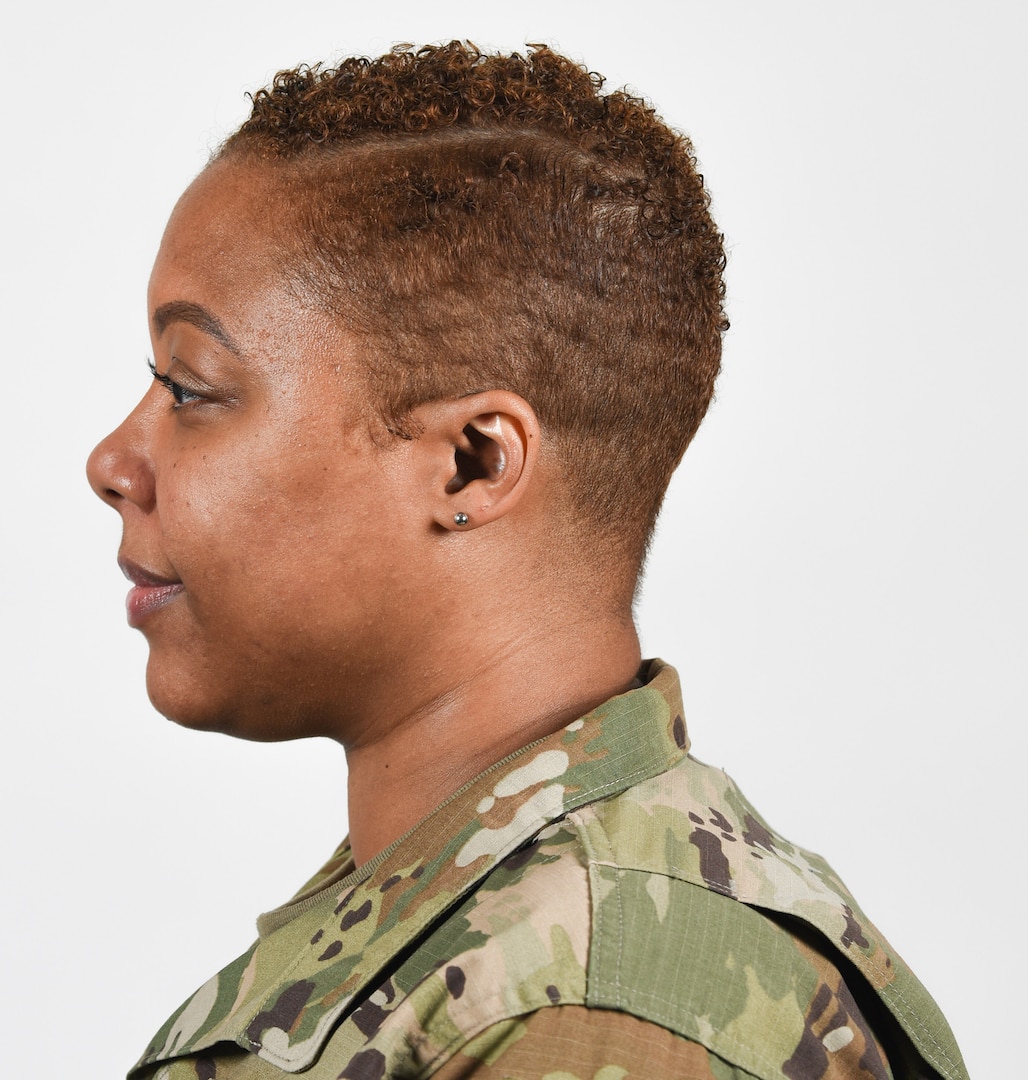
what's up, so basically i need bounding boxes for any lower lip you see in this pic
[126,583,184,627]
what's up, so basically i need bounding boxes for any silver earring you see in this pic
[453,512,469,526]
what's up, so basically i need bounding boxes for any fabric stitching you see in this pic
[613,866,626,1009]
[598,866,783,1078]
[588,864,961,1080]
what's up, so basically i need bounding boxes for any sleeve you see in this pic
[426,1005,757,1080]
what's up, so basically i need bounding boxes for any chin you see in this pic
[145,670,330,745]
[149,686,234,736]
[145,665,267,741]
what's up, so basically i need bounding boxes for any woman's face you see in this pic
[87,161,428,741]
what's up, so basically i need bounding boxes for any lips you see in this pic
[119,558,184,628]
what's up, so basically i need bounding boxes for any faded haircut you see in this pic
[218,42,728,564]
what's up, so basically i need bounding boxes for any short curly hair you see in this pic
[218,42,727,563]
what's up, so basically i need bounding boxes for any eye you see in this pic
[147,358,205,407]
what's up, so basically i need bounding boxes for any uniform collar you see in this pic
[132,660,688,1074]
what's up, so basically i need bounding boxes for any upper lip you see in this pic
[118,557,182,588]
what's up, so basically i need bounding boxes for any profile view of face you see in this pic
[86,161,427,742]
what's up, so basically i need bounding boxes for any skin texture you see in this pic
[87,159,643,866]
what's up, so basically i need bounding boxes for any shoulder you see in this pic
[353,754,964,1079]
[129,750,966,1080]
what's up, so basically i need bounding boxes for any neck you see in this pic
[344,613,641,867]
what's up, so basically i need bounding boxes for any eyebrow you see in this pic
[152,301,242,356]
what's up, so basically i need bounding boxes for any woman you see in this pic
[88,42,966,1080]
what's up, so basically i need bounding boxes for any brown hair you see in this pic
[219,42,727,562]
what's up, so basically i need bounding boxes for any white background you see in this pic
[3,2,1023,1076]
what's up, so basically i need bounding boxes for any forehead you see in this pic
[147,162,309,345]
[145,160,373,403]
[152,161,283,281]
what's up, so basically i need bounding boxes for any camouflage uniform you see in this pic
[131,661,967,1080]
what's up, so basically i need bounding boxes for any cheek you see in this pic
[159,442,378,604]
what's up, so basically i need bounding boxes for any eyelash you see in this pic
[147,358,203,407]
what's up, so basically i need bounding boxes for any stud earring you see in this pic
[453,512,469,526]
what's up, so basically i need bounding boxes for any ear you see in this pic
[415,391,541,532]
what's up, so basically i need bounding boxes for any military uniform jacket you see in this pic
[131,662,968,1080]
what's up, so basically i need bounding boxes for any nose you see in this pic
[86,400,156,513]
